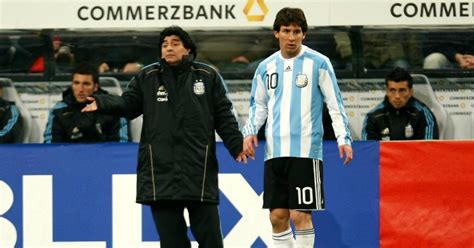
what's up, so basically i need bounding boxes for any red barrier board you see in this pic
[380,141,474,248]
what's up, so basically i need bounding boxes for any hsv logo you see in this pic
[243,0,268,21]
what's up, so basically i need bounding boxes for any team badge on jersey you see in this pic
[295,74,308,88]
[156,85,168,102]
[193,80,205,95]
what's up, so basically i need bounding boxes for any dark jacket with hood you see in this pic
[0,98,22,143]
[93,57,243,204]
[43,87,129,143]
[362,96,439,140]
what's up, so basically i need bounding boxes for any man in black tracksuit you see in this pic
[82,26,247,248]
[362,67,439,140]
[0,85,22,143]
[43,64,129,143]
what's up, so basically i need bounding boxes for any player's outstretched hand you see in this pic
[81,97,98,112]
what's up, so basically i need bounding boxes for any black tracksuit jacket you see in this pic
[0,99,22,143]
[94,58,243,204]
[43,88,129,143]
[362,96,439,140]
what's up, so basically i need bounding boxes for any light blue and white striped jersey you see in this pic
[242,45,352,161]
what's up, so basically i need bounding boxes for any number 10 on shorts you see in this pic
[296,187,314,205]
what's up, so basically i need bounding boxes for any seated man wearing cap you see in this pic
[43,63,130,143]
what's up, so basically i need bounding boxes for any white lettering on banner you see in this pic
[0,181,17,248]
[113,174,269,247]
[22,176,106,248]
[2,174,269,247]
[112,175,157,248]
[112,175,200,247]
[218,174,271,246]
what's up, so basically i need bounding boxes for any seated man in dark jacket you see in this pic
[362,67,439,140]
[0,85,22,143]
[43,63,129,143]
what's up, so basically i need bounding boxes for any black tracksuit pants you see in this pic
[150,200,224,248]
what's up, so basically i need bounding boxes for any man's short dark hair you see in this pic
[385,67,413,88]
[273,7,308,33]
[158,26,197,60]
[72,63,99,85]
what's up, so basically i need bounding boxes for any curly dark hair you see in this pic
[158,26,197,60]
